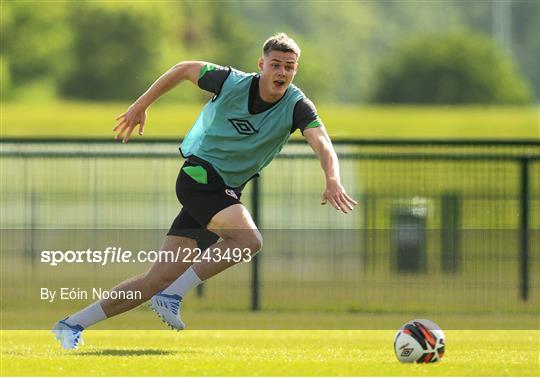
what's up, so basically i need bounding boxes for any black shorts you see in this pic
[167,156,244,250]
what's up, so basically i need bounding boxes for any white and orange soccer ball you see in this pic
[394,319,446,363]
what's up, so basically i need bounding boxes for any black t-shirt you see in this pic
[198,65,322,134]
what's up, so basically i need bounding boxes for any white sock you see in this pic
[65,301,107,329]
[162,266,202,298]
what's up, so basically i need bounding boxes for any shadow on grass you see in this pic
[78,349,177,356]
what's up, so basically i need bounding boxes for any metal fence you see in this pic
[1,138,539,317]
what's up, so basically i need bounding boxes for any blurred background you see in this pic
[1,0,539,138]
[1,1,539,329]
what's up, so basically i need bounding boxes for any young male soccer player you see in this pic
[52,33,357,349]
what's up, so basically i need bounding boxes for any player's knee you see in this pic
[222,229,263,254]
[244,230,263,254]
[224,229,263,255]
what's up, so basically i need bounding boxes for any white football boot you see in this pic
[52,318,85,349]
[150,292,185,331]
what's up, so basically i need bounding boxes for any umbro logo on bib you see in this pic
[228,119,258,135]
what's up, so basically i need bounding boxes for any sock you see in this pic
[65,301,107,329]
[162,266,202,298]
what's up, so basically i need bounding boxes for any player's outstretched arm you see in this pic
[304,126,358,213]
[113,61,208,143]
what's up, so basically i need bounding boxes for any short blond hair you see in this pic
[263,33,301,58]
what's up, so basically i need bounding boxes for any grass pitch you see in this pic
[1,329,538,376]
[2,102,538,139]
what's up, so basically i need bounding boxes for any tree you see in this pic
[371,30,532,104]
[59,4,171,100]
[1,3,72,89]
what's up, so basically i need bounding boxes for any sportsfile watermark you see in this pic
[1,228,538,330]
[40,247,253,266]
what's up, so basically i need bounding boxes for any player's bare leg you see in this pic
[194,203,262,279]
[100,235,198,317]
[151,204,262,330]
[52,235,196,349]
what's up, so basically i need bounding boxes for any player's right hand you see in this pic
[113,104,147,143]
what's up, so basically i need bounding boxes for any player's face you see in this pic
[258,50,298,101]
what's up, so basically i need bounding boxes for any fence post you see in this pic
[441,193,460,274]
[362,193,370,272]
[251,175,261,311]
[26,190,38,270]
[519,158,530,301]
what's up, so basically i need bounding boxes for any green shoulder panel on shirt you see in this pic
[305,117,323,130]
[198,63,217,80]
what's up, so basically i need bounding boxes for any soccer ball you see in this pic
[394,319,445,363]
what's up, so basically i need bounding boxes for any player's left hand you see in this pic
[321,179,358,213]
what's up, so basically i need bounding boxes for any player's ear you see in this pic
[258,56,264,71]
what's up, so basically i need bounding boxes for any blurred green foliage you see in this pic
[0,1,538,104]
[457,0,540,101]
[1,2,72,99]
[59,4,171,100]
[372,30,531,104]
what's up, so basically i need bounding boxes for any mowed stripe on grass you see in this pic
[2,102,539,139]
[1,330,538,376]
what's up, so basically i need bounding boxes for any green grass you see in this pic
[1,101,538,139]
[1,304,539,330]
[1,329,538,376]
